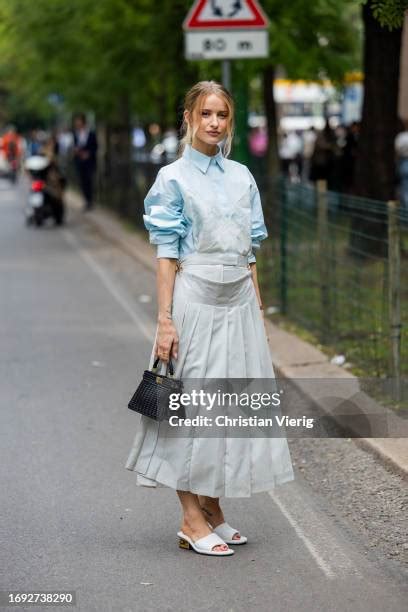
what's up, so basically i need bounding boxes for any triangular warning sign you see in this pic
[183,0,269,30]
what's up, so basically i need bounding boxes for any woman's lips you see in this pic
[208,132,220,136]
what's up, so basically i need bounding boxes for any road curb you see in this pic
[67,191,408,479]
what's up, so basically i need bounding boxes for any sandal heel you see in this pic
[178,537,191,550]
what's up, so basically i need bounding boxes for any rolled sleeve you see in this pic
[156,240,180,259]
[248,169,268,256]
[248,250,256,264]
[143,168,187,259]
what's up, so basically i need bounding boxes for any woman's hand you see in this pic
[155,316,179,362]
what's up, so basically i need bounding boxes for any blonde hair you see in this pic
[178,80,235,158]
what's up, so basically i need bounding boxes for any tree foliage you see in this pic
[262,0,362,81]
[0,0,405,129]
[0,0,197,126]
[0,0,363,128]
[366,0,408,28]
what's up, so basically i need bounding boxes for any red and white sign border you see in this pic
[183,0,270,31]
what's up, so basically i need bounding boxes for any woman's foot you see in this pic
[198,496,242,541]
[180,510,229,553]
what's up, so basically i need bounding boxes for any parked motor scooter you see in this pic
[24,155,66,226]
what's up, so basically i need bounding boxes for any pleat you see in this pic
[126,326,160,472]
[205,307,228,377]
[124,413,148,471]
[125,263,295,497]
[240,301,267,377]
[194,305,217,378]
[173,302,201,378]
[184,305,226,494]
[226,304,247,377]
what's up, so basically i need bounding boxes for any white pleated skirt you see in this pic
[124,252,295,497]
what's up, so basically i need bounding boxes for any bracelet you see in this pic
[259,304,264,311]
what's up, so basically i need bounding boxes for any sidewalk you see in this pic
[67,190,408,479]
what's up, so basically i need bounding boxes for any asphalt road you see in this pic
[0,179,407,612]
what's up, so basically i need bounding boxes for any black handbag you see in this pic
[128,357,184,421]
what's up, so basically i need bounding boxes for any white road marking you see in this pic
[62,229,156,343]
[269,483,362,579]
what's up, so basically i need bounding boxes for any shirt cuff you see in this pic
[156,242,179,259]
[248,252,256,264]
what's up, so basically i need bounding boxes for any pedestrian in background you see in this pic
[1,125,23,182]
[309,121,338,188]
[395,119,408,215]
[125,80,294,557]
[72,113,98,211]
[26,129,42,157]
[341,121,360,194]
[248,125,268,179]
[279,130,302,180]
[302,126,317,182]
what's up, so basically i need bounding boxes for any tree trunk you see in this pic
[262,64,280,231]
[351,1,402,257]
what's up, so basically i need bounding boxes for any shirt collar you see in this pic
[183,143,225,173]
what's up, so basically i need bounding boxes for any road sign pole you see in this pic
[221,59,231,91]
[184,0,269,162]
[183,0,270,62]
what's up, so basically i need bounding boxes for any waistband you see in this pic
[179,253,250,267]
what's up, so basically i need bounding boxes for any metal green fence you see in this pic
[96,158,406,401]
[255,177,407,401]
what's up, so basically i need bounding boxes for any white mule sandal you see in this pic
[177,530,234,556]
[209,522,248,545]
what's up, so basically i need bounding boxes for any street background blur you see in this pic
[1,2,408,610]
[1,1,407,407]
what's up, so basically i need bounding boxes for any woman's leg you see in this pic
[198,495,242,540]
[177,490,229,552]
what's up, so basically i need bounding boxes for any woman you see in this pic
[125,81,294,557]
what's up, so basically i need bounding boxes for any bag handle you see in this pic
[152,356,174,377]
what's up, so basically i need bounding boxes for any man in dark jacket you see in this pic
[73,113,98,210]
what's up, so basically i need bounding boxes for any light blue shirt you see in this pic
[143,143,268,264]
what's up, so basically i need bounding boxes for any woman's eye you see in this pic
[201,111,228,118]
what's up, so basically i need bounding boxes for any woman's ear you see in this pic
[183,110,190,125]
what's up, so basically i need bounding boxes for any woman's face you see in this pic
[186,93,230,150]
